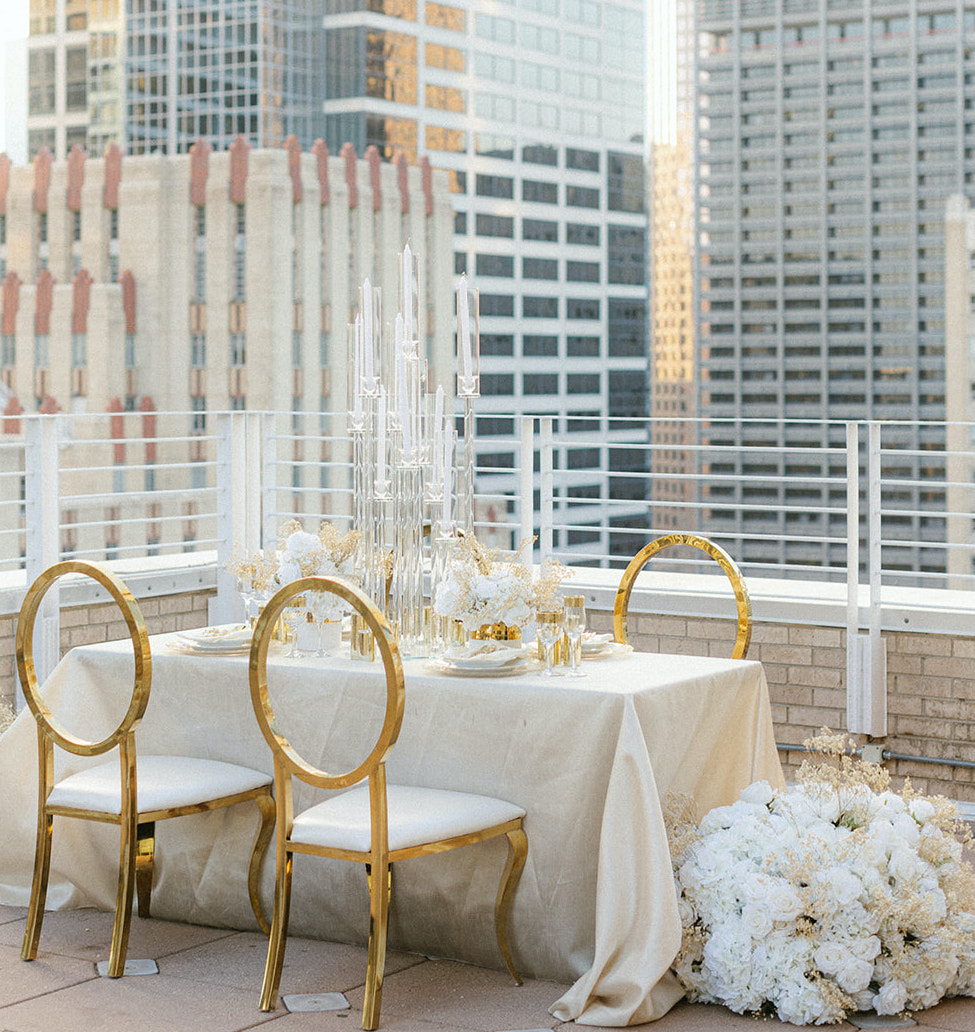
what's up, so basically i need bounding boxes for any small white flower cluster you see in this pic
[434,562,534,634]
[674,778,975,1025]
[275,523,359,622]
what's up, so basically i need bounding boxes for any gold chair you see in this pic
[250,575,528,1031]
[19,560,275,976]
[613,532,752,659]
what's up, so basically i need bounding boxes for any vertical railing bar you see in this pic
[868,421,886,734]
[261,411,279,551]
[212,412,237,625]
[245,411,262,554]
[845,421,860,732]
[22,416,61,707]
[539,416,554,566]
[520,416,534,561]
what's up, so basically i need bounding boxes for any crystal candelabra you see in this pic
[347,248,478,659]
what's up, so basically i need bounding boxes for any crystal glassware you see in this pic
[235,571,255,629]
[309,591,335,658]
[562,595,587,677]
[535,609,562,677]
[281,595,306,659]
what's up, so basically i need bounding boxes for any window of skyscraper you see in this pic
[567,223,599,246]
[480,293,515,316]
[523,180,558,203]
[567,298,599,320]
[523,335,558,356]
[523,257,558,280]
[523,373,558,395]
[481,334,514,355]
[523,219,558,242]
[476,254,514,277]
[476,174,514,198]
[567,336,600,356]
[475,13,515,44]
[425,2,465,31]
[28,49,56,116]
[607,152,645,213]
[425,85,466,112]
[523,144,558,165]
[563,0,599,26]
[475,135,514,158]
[566,185,599,209]
[566,147,599,171]
[480,373,515,395]
[567,261,600,283]
[425,43,465,71]
[524,296,559,318]
[476,214,514,238]
[567,374,600,395]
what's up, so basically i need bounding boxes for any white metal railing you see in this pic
[4,409,975,736]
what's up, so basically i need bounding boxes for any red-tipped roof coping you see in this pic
[229,135,249,205]
[341,142,357,208]
[0,154,10,216]
[312,139,330,206]
[66,145,86,211]
[1,272,20,335]
[4,395,24,434]
[33,148,53,214]
[120,271,136,335]
[71,268,92,334]
[38,396,60,414]
[35,269,53,335]
[421,156,433,217]
[366,145,381,211]
[189,138,212,206]
[103,143,122,209]
[394,150,409,214]
[284,135,302,203]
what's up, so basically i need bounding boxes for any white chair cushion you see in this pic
[291,784,525,854]
[47,755,272,815]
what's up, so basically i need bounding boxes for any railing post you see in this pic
[520,416,534,559]
[22,415,61,706]
[213,412,248,625]
[847,421,886,736]
[261,411,278,551]
[539,416,554,566]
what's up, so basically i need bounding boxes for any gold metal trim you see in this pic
[19,560,274,976]
[612,533,752,659]
[250,576,527,1030]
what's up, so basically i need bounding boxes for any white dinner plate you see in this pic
[176,624,253,653]
[425,656,535,678]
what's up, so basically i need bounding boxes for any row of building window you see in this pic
[468,252,643,285]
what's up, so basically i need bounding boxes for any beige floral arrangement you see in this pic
[433,533,570,634]
[669,729,975,1024]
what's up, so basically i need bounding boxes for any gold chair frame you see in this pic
[250,575,528,1031]
[613,533,752,659]
[19,560,275,976]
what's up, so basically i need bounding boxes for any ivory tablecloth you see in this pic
[0,635,784,1025]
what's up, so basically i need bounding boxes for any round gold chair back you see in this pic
[249,576,404,790]
[17,560,151,756]
[613,533,752,659]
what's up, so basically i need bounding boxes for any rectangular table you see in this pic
[0,633,784,1026]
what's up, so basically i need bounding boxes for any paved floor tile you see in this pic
[0,909,236,965]
[343,958,565,1032]
[0,943,95,1008]
[0,907,27,927]
[911,998,975,1032]
[0,972,280,1032]
[159,928,424,995]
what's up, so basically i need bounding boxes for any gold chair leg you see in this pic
[362,863,391,1031]
[249,791,275,936]
[259,850,293,1011]
[21,812,53,962]
[135,821,155,920]
[107,810,139,978]
[495,827,528,986]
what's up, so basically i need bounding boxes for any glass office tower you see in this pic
[25,0,322,159]
[695,0,974,576]
[322,0,651,561]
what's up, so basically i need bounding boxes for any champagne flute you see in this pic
[310,591,335,658]
[562,595,587,677]
[281,595,305,659]
[235,570,254,629]
[536,609,562,677]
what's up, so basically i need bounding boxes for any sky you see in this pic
[0,0,29,156]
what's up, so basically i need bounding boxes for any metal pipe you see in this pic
[776,742,975,771]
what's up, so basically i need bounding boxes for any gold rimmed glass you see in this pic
[535,609,562,677]
[562,595,586,678]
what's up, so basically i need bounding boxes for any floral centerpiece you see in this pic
[274,520,360,622]
[669,730,975,1025]
[433,534,568,638]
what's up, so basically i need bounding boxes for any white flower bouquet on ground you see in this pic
[669,730,975,1025]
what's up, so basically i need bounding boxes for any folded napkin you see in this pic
[444,641,524,666]
[581,632,613,650]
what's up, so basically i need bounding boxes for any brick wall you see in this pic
[0,589,213,714]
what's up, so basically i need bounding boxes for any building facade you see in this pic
[0,140,455,562]
[25,0,323,161]
[694,0,973,577]
[321,0,652,561]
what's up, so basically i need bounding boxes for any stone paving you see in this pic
[2,904,975,1032]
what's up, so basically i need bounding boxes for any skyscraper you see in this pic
[321,0,652,560]
[25,0,323,160]
[694,0,970,576]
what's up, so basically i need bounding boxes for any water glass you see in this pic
[282,595,306,659]
[562,595,586,677]
[536,609,562,677]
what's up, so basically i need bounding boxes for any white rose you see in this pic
[286,530,319,555]
[874,980,909,1015]
[888,847,919,886]
[741,901,774,939]
[814,942,845,975]
[474,575,499,599]
[276,559,301,584]
[765,881,803,923]
[740,780,776,807]
[910,798,936,825]
[821,865,862,907]
[834,954,874,994]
